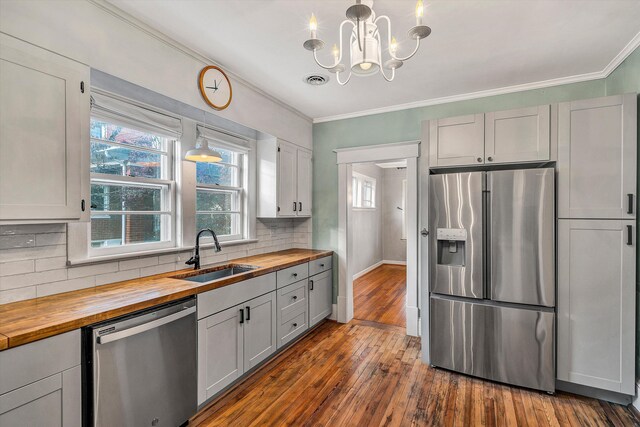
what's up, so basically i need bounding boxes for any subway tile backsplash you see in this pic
[0,218,311,304]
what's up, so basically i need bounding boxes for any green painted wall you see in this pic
[313,47,640,378]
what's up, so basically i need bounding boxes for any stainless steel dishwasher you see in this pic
[84,298,197,427]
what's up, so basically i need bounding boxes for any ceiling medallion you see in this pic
[303,0,431,85]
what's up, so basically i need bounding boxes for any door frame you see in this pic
[335,141,420,336]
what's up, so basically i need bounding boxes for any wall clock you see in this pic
[198,65,232,110]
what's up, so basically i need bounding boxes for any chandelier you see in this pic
[303,0,431,85]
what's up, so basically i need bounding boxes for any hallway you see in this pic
[353,264,406,327]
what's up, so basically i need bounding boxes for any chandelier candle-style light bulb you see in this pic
[303,0,431,85]
[309,13,318,39]
[416,0,424,26]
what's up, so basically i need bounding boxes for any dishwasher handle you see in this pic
[97,306,196,345]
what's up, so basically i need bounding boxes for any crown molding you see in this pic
[89,0,311,123]
[314,30,640,124]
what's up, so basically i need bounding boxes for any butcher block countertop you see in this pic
[0,249,333,351]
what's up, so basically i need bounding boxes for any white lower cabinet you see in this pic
[557,219,636,395]
[0,331,81,427]
[309,269,333,327]
[197,291,277,404]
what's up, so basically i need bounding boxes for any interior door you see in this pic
[488,168,555,307]
[198,304,244,403]
[429,172,484,298]
[558,94,637,219]
[243,292,277,370]
[278,140,297,216]
[296,148,312,216]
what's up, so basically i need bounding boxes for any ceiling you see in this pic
[107,0,640,122]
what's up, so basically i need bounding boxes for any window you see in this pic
[352,172,376,208]
[89,119,175,253]
[196,147,244,241]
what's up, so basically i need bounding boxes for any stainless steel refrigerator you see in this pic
[429,168,555,392]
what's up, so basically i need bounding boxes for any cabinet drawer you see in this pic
[277,309,307,348]
[0,330,80,395]
[276,263,308,288]
[278,281,307,323]
[309,256,331,276]
[197,273,276,320]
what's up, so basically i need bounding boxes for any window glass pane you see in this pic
[196,162,237,186]
[196,190,235,212]
[196,213,240,237]
[90,119,166,151]
[91,184,163,211]
[210,148,235,164]
[91,141,163,178]
[91,214,167,247]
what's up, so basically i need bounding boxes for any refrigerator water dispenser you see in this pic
[436,228,467,266]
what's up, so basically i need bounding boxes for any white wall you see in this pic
[0,0,312,149]
[382,168,407,262]
[351,163,383,276]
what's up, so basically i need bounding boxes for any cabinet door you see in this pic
[278,140,297,216]
[0,34,89,222]
[557,219,635,395]
[485,105,550,164]
[243,292,277,370]
[428,114,484,167]
[197,305,244,404]
[309,270,333,327]
[558,94,637,219]
[0,366,81,427]
[296,148,312,216]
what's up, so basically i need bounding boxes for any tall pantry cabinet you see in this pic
[556,93,637,396]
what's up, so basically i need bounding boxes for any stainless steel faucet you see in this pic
[185,228,222,270]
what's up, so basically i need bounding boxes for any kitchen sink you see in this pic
[172,264,259,284]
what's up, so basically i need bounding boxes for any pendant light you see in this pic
[185,137,223,162]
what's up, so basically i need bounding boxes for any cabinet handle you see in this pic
[293,202,297,212]
[487,156,493,162]
[246,306,251,321]
[239,308,245,324]
[310,280,314,291]
[477,157,483,163]
[299,202,302,212]
[320,263,325,267]
[292,323,298,328]
[292,295,297,300]
[627,225,633,246]
[81,199,86,212]
[628,194,634,214]
[292,273,298,278]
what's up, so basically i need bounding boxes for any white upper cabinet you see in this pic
[429,114,485,167]
[257,138,312,218]
[558,94,637,219]
[485,105,550,164]
[0,34,89,223]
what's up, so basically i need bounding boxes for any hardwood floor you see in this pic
[354,264,406,327]
[191,320,640,427]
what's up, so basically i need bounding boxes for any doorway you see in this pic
[334,141,420,336]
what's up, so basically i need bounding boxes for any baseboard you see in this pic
[353,261,383,280]
[329,304,338,321]
[634,382,640,412]
[382,259,407,265]
[555,380,633,405]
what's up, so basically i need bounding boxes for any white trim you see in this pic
[353,261,384,280]
[328,304,338,321]
[336,141,420,164]
[87,0,311,123]
[634,382,640,412]
[314,31,640,124]
[382,260,406,265]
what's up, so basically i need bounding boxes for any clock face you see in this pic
[198,66,232,110]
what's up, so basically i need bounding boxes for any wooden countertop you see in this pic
[0,249,332,350]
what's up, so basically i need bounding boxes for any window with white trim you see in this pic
[196,147,245,241]
[89,118,175,253]
[352,172,376,208]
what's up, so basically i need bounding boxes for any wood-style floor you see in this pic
[354,264,406,327]
[192,320,640,427]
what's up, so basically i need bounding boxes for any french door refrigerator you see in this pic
[429,168,555,392]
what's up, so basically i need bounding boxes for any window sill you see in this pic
[67,238,259,266]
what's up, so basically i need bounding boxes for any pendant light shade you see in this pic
[185,137,223,163]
